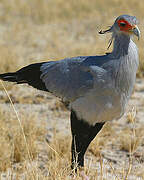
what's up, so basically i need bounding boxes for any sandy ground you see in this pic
[0,79,143,180]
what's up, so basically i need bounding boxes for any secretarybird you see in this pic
[0,15,140,172]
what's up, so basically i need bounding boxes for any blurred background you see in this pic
[0,0,144,179]
[0,0,143,76]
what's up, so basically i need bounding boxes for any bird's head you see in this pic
[99,15,140,40]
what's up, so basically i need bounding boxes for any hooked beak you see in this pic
[132,25,140,40]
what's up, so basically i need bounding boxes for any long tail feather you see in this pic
[0,72,18,82]
[0,62,47,91]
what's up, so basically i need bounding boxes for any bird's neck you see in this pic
[111,33,139,99]
[112,33,131,57]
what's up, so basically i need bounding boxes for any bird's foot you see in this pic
[79,170,90,180]
[70,168,89,180]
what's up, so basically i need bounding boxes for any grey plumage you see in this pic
[0,15,140,126]
[0,15,140,172]
[40,15,139,125]
[40,55,109,102]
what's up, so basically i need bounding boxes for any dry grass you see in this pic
[0,103,95,179]
[0,93,143,179]
[0,106,46,171]
[0,0,143,76]
[118,128,142,153]
[119,108,142,154]
[89,123,116,157]
[0,0,144,179]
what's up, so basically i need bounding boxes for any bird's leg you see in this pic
[70,110,105,171]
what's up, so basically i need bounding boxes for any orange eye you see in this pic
[117,19,132,32]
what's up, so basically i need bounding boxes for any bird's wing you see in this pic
[40,55,112,102]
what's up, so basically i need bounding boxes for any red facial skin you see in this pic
[117,19,134,32]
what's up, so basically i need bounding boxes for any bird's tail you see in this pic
[0,72,18,82]
[0,62,47,91]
